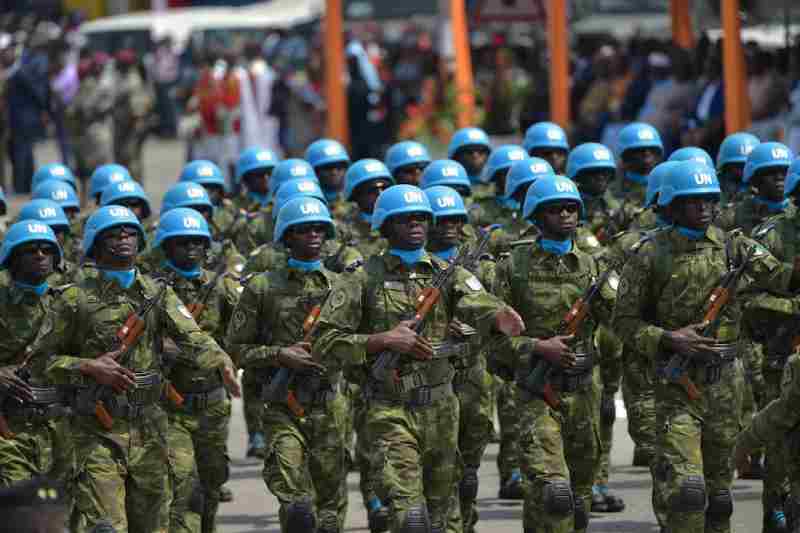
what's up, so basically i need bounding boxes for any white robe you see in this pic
[236,61,282,156]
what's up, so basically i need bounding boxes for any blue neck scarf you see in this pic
[625,171,648,185]
[358,211,372,224]
[165,260,202,280]
[539,238,572,255]
[288,257,322,272]
[247,191,270,207]
[13,280,48,296]
[676,226,706,240]
[100,268,136,289]
[323,189,339,203]
[468,173,482,185]
[389,247,425,266]
[656,214,671,227]
[432,246,458,262]
[495,197,520,211]
[753,197,789,213]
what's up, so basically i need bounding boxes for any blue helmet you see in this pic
[100,180,152,219]
[235,147,279,184]
[658,161,720,207]
[18,199,70,231]
[82,205,146,258]
[616,122,663,157]
[344,159,394,201]
[668,146,714,169]
[505,158,554,200]
[523,122,569,153]
[481,145,529,183]
[304,139,350,168]
[645,161,681,208]
[154,207,212,249]
[385,141,432,174]
[419,160,471,193]
[32,181,80,212]
[425,185,468,222]
[272,178,326,221]
[89,164,133,198]
[371,184,433,231]
[32,163,77,190]
[270,159,317,195]
[179,160,227,190]
[783,157,800,197]
[0,220,62,268]
[743,142,793,185]
[717,132,760,170]
[160,182,213,215]
[566,143,616,180]
[447,127,491,158]
[274,196,335,243]
[523,175,583,221]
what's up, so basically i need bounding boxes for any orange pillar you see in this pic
[721,0,751,134]
[547,0,570,128]
[670,0,694,49]
[324,0,349,146]
[450,0,475,128]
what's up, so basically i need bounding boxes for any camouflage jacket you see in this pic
[243,239,363,277]
[716,196,794,234]
[338,211,387,259]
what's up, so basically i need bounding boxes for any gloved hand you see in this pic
[600,391,616,424]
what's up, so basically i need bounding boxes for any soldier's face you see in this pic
[719,163,744,193]
[10,241,57,284]
[394,163,427,186]
[623,147,662,176]
[116,199,148,221]
[355,179,391,214]
[674,195,717,230]
[244,172,270,195]
[386,212,430,250]
[165,236,207,270]
[188,205,213,224]
[429,215,464,249]
[97,225,139,264]
[64,207,79,221]
[530,148,568,174]
[204,185,225,205]
[753,167,787,202]
[492,168,510,196]
[576,168,613,198]
[455,146,489,176]
[285,222,327,261]
[536,201,579,239]
[316,162,348,191]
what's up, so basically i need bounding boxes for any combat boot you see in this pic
[591,484,625,512]
[764,506,789,533]
[498,469,525,500]
[367,496,390,533]
[247,432,266,458]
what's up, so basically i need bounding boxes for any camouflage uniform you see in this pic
[608,174,647,231]
[613,225,794,533]
[46,266,234,533]
[113,68,153,182]
[492,240,613,533]
[161,267,240,533]
[232,204,271,256]
[313,252,506,531]
[226,262,348,533]
[243,240,363,278]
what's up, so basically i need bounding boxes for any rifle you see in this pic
[94,274,175,430]
[186,256,229,319]
[462,229,494,274]
[525,267,615,409]
[0,346,36,439]
[371,246,470,385]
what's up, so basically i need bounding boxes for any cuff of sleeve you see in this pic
[639,326,666,361]
[345,335,369,366]
[240,346,279,368]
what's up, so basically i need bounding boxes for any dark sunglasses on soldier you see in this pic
[291,223,328,235]
[16,242,58,256]
[103,226,139,240]
[392,213,430,225]
[541,202,580,215]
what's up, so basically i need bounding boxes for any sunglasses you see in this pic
[541,203,580,215]
[291,223,329,235]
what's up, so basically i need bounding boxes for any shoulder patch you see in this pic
[177,304,194,320]
[752,222,776,240]
[606,272,620,291]
[329,288,347,311]
[465,275,483,291]
[232,309,247,329]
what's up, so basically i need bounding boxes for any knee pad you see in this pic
[317,512,339,533]
[542,480,574,517]
[573,496,589,530]
[706,490,733,525]
[459,466,479,502]
[90,521,117,533]
[670,475,706,513]
[285,498,316,533]
[400,503,431,533]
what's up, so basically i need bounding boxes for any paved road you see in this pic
[22,139,767,532]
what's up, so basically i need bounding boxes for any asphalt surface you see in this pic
[18,139,767,532]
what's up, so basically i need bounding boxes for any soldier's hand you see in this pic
[533,335,576,369]
[663,323,717,358]
[278,345,326,373]
[494,307,525,337]
[0,365,34,403]
[734,441,751,477]
[80,355,136,393]
[380,320,434,361]
[600,391,616,424]
[222,364,241,398]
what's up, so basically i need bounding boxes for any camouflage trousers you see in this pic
[622,349,657,463]
[166,397,231,533]
[496,379,522,482]
[367,392,460,532]
[0,416,73,486]
[70,408,171,533]
[592,367,614,485]
[518,385,599,533]
[242,372,265,436]
[593,324,622,486]
[762,364,790,514]
[651,360,743,533]
[263,394,348,532]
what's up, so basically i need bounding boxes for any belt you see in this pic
[764,352,791,371]
[369,382,453,409]
[429,341,471,360]
[177,386,227,412]
[74,371,163,419]
[453,364,483,392]
[694,342,738,364]
[5,403,71,421]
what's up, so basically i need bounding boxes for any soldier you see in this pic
[384,141,432,186]
[312,184,524,533]
[31,181,82,263]
[611,122,664,228]
[31,163,79,194]
[522,121,569,175]
[179,160,239,243]
[44,206,239,533]
[305,139,352,219]
[227,196,348,533]
[425,185,494,532]
[152,208,239,533]
[99,180,153,226]
[491,175,614,533]
[419,160,473,202]
[467,145,529,230]
[340,159,394,258]
[716,132,759,205]
[447,127,492,193]
[17,200,77,282]
[668,146,715,168]
[0,221,72,486]
[234,146,279,213]
[613,160,799,533]
[113,49,154,184]
[88,164,134,207]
